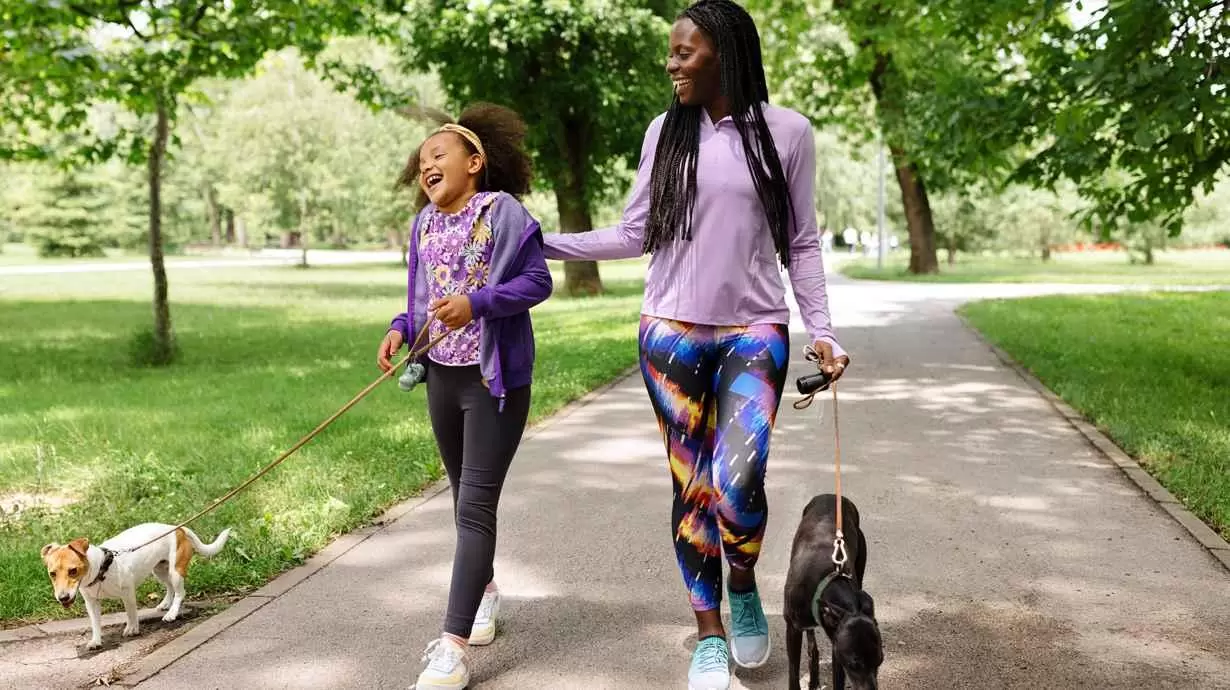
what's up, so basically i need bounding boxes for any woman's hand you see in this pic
[812,340,850,383]
[377,330,404,373]
[430,296,473,330]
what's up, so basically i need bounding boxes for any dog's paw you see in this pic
[86,638,103,651]
[161,611,178,623]
[155,600,171,611]
[121,624,139,637]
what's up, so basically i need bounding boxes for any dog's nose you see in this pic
[57,594,72,603]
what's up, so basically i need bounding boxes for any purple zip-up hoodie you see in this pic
[389,192,552,409]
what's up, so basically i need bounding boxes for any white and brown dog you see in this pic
[41,523,231,649]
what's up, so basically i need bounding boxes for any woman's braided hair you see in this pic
[642,0,795,268]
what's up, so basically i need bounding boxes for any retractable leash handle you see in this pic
[796,344,834,395]
[793,344,834,410]
[397,315,451,392]
[796,370,832,396]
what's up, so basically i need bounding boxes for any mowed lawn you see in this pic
[961,291,1230,540]
[0,242,244,266]
[0,258,647,626]
[844,249,1230,285]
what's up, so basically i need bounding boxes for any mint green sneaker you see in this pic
[688,636,731,690]
[728,587,770,668]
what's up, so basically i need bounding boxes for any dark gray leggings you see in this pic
[425,363,531,639]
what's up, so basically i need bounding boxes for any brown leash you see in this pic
[114,317,449,555]
[795,345,849,571]
[829,383,848,570]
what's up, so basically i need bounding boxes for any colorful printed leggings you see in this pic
[638,316,789,611]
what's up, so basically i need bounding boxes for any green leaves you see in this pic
[755,0,1227,243]
[0,0,398,165]
[1005,0,1230,235]
[395,0,669,206]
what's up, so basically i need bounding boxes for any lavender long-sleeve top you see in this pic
[542,104,844,358]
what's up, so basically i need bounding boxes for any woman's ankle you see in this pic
[694,607,726,640]
[728,565,756,594]
[442,632,469,650]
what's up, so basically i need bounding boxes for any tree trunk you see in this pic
[554,120,603,296]
[946,242,957,266]
[554,185,602,295]
[1041,245,1052,262]
[891,149,939,274]
[389,229,408,267]
[235,215,248,248]
[330,218,345,248]
[147,99,174,365]
[869,53,938,275]
[224,208,236,244]
[204,184,221,246]
[298,196,309,268]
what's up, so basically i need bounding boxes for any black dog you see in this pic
[783,494,883,690]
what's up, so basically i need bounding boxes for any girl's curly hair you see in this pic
[396,102,533,209]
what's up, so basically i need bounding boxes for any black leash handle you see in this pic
[793,345,834,409]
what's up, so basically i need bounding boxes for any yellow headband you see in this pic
[435,123,487,163]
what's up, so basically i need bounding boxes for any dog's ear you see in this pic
[857,590,876,618]
[67,538,89,558]
[40,543,58,560]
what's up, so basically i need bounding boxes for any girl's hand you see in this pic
[812,340,850,383]
[430,296,473,330]
[377,330,404,373]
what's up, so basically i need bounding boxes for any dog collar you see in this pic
[85,547,117,588]
[810,569,852,629]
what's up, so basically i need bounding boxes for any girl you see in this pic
[377,103,551,690]
[541,2,849,688]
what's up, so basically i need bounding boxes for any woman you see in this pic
[542,1,849,688]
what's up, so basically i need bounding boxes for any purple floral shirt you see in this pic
[420,192,497,366]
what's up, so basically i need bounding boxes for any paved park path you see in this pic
[8,270,1229,689]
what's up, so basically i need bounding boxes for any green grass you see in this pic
[0,258,647,626]
[843,249,1230,285]
[0,242,253,266]
[960,291,1230,540]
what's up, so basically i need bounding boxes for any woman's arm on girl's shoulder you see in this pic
[783,121,845,359]
[541,115,665,261]
[469,197,553,320]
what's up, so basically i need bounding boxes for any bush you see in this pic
[31,232,108,258]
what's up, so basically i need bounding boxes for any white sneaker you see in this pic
[469,588,500,646]
[688,636,731,690]
[414,638,469,690]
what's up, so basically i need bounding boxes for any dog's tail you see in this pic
[182,527,232,558]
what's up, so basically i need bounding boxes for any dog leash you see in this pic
[794,345,849,571]
[112,316,451,556]
[794,345,853,628]
[828,382,848,570]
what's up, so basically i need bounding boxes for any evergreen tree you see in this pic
[14,166,112,258]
